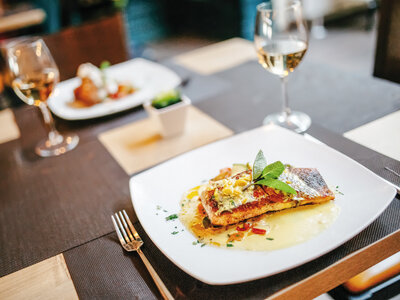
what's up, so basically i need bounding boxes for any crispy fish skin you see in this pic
[201,168,335,226]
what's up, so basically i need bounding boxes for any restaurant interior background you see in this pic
[1,0,399,299]
[0,0,384,110]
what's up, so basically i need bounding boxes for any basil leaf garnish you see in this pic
[257,177,296,194]
[253,150,267,180]
[261,161,285,179]
[245,150,297,195]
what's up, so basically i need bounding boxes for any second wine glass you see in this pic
[254,0,311,133]
[7,37,79,157]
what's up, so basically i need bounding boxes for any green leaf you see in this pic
[253,150,267,180]
[99,60,111,70]
[261,161,285,179]
[257,177,297,195]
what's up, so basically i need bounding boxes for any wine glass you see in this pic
[6,37,79,157]
[254,0,311,133]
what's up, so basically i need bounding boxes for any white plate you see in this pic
[48,58,181,120]
[129,125,396,285]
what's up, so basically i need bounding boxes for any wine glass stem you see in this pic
[280,76,291,118]
[38,102,61,146]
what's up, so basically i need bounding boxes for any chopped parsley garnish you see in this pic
[163,209,168,212]
[266,237,274,241]
[334,186,344,195]
[165,214,178,221]
[171,231,179,235]
[201,243,206,247]
[226,243,234,247]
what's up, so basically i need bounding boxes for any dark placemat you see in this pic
[64,197,400,299]
[162,60,232,105]
[0,66,231,277]
[194,60,400,134]
[63,58,400,298]
[0,107,132,277]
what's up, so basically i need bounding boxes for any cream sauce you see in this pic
[179,186,340,251]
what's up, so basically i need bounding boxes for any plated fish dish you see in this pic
[179,150,340,251]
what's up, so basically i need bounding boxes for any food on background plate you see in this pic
[73,62,135,106]
[179,150,339,251]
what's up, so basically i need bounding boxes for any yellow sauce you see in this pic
[179,185,340,251]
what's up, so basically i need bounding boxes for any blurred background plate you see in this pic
[47,58,181,120]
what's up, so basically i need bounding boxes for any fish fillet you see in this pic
[200,168,335,226]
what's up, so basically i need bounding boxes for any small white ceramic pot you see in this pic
[144,94,191,138]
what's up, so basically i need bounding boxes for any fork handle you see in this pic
[137,249,174,300]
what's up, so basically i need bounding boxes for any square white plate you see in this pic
[129,125,395,285]
[48,58,181,120]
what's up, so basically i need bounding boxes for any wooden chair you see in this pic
[373,0,400,83]
[43,13,129,81]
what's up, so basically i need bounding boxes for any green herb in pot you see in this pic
[151,89,182,109]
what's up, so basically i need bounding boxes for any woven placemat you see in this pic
[0,107,132,277]
[98,106,233,175]
[64,193,400,299]
[63,59,400,298]
[194,60,400,134]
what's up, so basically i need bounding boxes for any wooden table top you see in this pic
[0,38,399,300]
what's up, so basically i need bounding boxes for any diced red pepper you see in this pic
[197,203,206,215]
[236,223,250,231]
[251,227,266,235]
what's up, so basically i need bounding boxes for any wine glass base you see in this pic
[35,133,79,157]
[263,111,311,133]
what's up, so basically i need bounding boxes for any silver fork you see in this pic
[112,210,174,300]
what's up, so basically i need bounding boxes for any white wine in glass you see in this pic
[7,37,79,157]
[254,0,311,133]
[12,68,57,106]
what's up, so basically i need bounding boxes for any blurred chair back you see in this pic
[43,13,129,81]
[373,0,400,83]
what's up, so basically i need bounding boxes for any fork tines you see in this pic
[111,210,142,245]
